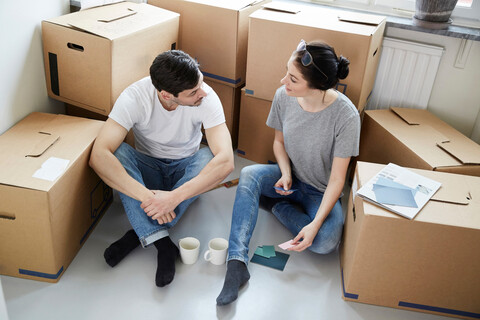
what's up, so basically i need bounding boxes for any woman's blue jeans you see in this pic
[227,164,344,264]
[114,143,213,247]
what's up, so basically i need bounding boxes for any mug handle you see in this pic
[204,250,212,261]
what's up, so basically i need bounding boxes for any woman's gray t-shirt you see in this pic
[266,86,360,193]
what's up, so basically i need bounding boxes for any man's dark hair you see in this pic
[149,50,200,97]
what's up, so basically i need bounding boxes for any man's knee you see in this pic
[196,147,214,166]
[113,142,135,164]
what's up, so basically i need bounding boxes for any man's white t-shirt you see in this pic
[109,76,225,159]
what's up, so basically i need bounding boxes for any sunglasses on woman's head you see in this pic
[296,39,328,80]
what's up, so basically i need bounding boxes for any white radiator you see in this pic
[366,37,444,110]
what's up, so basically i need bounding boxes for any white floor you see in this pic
[2,155,454,320]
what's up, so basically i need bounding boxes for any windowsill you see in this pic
[283,0,480,41]
[386,15,480,41]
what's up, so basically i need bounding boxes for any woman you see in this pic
[216,40,361,305]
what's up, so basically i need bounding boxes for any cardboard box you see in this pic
[358,107,480,176]
[204,79,242,148]
[245,3,386,112]
[341,161,480,319]
[65,104,135,147]
[0,113,112,282]
[42,2,179,115]
[237,91,276,164]
[147,0,270,87]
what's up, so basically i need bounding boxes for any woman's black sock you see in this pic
[216,260,250,306]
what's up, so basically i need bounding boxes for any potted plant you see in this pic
[413,0,459,29]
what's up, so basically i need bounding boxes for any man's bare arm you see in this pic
[89,118,153,203]
[141,123,234,220]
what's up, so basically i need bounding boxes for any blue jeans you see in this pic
[227,164,344,264]
[114,143,213,247]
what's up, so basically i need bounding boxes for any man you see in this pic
[89,50,234,287]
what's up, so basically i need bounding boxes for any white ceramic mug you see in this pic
[179,237,200,265]
[203,238,228,265]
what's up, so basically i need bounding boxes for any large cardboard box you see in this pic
[341,161,480,319]
[237,90,276,164]
[358,107,480,176]
[0,113,112,282]
[65,104,135,147]
[42,2,179,115]
[147,0,270,87]
[245,3,386,112]
[204,79,242,148]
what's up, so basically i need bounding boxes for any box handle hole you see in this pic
[373,48,378,57]
[0,212,16,220]
[67,43,84,52]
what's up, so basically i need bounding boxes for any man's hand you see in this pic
[141,190,179,224]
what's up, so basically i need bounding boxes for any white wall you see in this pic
[385,27,480,143]
[0,278,9,320]
[472,110,480,142]
[0,0,70,135]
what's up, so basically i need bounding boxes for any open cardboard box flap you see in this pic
[262,1,384,26]
[46,2,173,40]
[391,106,426,125]
[262,2,301,14]
[389,107,480,167]
[0,113,103,192]
[430,175,470,205]
[26,133,60,158]
[337,11,384,26]
[437,139,480,165]
[180,0,265,11]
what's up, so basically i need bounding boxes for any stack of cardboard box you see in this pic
[237,2,386,163]
[0,2,180,282]
[341,161,480,319]
[147,0,270,147]
[340,107,480,318]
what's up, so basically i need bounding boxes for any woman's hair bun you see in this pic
[337,56,350,80]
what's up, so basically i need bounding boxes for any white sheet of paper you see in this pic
[33,157,70,182]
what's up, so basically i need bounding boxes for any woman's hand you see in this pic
[289,222,321,252]
[274,175,293,196]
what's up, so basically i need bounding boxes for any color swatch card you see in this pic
[250,251,290,271]
[278,239,295,250]
[254,245,276,258]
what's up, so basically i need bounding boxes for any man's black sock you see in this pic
[216,260,250,306]
[104,229,140,267]
[153,236,180,287]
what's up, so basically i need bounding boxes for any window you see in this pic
[304,0,480,25]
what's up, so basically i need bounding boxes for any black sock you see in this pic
[216,260,250,306]
[153,236,180,287]
[104,229,140,267]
